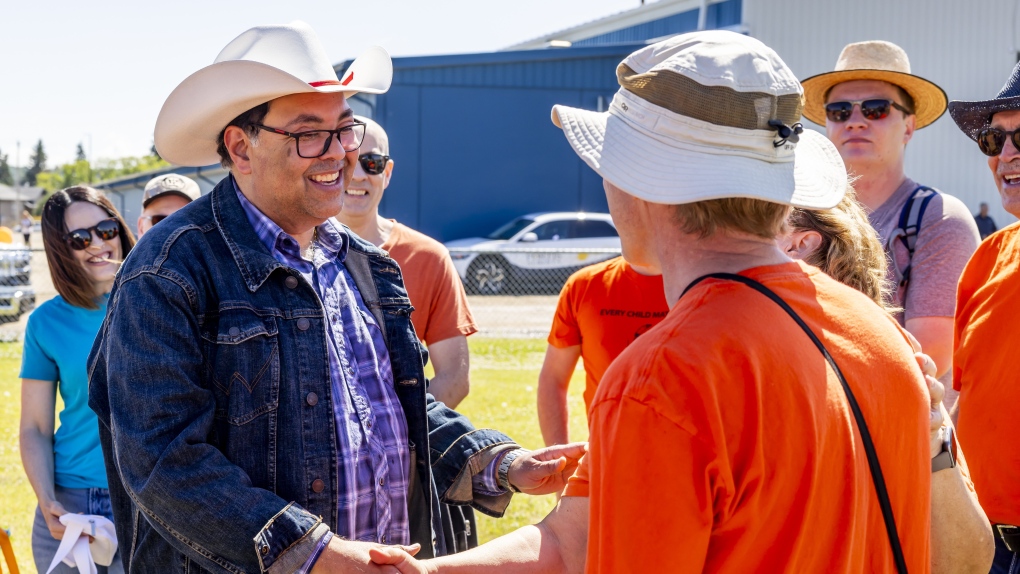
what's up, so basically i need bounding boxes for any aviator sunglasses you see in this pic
[976,127,1020,157]
[824,99,912,123]
[359,153,391,175]
[63,218,120,251]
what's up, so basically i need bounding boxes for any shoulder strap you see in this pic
[890,186,938,288]
[681,273,908,574]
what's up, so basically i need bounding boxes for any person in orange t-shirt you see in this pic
[337,116,477,409]
[538,256,668,445]
[948,69,1020,571]
[371,32,938,574]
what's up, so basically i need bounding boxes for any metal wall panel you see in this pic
[573,0,742,46]
[745,0,1020,226]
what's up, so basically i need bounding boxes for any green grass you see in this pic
[0,337,585,572]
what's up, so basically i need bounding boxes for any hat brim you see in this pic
[551,105,847,210]
[142,190,198,208]
[948,95,1020,141]
[155,47,392,167]
[801,69,947,129]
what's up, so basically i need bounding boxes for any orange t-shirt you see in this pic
[954,222,1020,525]
[381,222,477,345]
[564,262,931,573]
[548,256,668,411]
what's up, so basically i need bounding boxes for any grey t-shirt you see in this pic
[868,177,980,324]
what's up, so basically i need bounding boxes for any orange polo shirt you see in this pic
[954,222,1020,526]
[565,262,931,573]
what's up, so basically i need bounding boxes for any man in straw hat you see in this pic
[801,41,980,399]
[87,21,584,573]
[948,61,1020,573]
[371,30,969,574]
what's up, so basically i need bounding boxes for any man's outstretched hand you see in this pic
[369,546,432,574]
[310,538,421,574]
[508,442,587,495]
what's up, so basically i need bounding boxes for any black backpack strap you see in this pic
[681,273,908,573]
[889,186,938,289]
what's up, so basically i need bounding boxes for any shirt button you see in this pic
[311,479,325,493]
[305,392,318,406]
[366,421,373,429]
[228,327,240,337]
[379,478,385,487]
[297,318,310,331]
[285,275,299,289]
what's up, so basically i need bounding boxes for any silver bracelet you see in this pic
[497,448,527,493]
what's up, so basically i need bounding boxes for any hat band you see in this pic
[309,80,341,87]
[608,89,798,163]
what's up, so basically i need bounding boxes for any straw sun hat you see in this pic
[550,30,847,210]
[154,21,392,167]
[800,40,947,129]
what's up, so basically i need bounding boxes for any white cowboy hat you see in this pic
[550,30,847,209]
[154,20,392,167]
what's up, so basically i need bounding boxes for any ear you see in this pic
[381,158,395,190]
[223,126,254,175]
[902,113,916,145]
[136,215,145,237]
[785,229,823,260]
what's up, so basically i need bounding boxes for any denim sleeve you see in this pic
[425,395,519,517]
[89,270,322,573]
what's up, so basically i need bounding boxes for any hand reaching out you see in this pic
[507,442,587,496]
[906,332,946,460]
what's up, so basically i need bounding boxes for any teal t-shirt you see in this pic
[20,294,109,489]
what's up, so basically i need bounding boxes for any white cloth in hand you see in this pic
[45,514,118,574]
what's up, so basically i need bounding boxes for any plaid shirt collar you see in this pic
[231,175,348,268]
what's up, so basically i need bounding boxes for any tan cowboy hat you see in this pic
[801,40,947,129]
[154,21,392,167]
[551,30,847,210]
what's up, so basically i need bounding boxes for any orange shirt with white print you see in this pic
[954,222,1020,526]
[548,256,668,412]
[564,262,931,573]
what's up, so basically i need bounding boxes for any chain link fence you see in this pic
[0,231,45,341]
[448,247,622,337]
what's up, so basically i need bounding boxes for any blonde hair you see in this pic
[788,187,898,312]
[674,197,790,239]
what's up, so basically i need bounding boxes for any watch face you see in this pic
[947,426,958,462]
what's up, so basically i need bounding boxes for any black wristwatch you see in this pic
[932,426,957,473]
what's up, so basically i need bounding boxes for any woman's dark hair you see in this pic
[42,186,136,310]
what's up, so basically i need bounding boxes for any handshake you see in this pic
[310,442,588,574]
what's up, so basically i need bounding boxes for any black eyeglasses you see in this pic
[141,214,168,226]
[252,121,367,158]
[824,99,912,123]
[64,218,120,251]
[359,153,391,175]
[976,127,1020,157]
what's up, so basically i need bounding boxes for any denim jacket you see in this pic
[88,177,517,573]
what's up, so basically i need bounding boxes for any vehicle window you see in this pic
[572,220,618,238]
[487,217,535,240]
[531,220,574,241]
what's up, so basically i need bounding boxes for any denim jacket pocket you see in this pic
[201,309,281,426]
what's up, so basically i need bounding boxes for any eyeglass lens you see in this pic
[296,124,366,158]
[65,218,120,250]
[824,99,894,123]
[977,128,1020,157]
[359,154,389,175]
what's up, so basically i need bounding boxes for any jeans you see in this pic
[32,485,123,574]
[992,533,1020,574]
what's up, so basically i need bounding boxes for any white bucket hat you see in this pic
[551,30,847,209]
[154,20,392,167]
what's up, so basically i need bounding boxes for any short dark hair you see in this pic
[215,102,271,168]
[42,186,136,310]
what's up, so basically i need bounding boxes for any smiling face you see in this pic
[825,80,915,173]
[342,121,392,220]
[224,91,360,235]
[137,194,192,236]
[986,109,1020,217]
[65,201,123,296]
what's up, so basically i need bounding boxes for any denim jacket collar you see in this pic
[210,175,291,293]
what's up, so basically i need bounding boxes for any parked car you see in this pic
[0,243,35,323]
[444,212,621,294]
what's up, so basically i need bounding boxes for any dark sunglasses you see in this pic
[63,218,120,251]
[824,99,912,123]
[976,127,1020,157]
[359,153,390,175]
[141,214,168,226]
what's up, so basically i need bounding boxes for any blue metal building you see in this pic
[341,0,743,241]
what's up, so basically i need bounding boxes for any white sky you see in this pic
[0,0,643,168]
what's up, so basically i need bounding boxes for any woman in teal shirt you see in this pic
[20,186,134,574]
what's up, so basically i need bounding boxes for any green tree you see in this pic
[0,149,12,186]
[23,140,47,186]
[75,143,87,162]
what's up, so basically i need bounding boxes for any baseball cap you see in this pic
[142,174,202,207]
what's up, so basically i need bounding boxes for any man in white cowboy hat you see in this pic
[371,30,952,574]
[801,41,980,399]
[948,61,1020,573]
[87,21,584,574]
